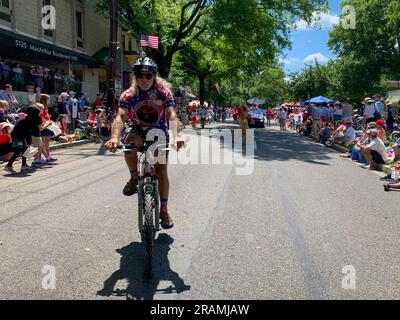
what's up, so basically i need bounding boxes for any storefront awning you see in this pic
[386,96,400,105]
[0,28,99,67]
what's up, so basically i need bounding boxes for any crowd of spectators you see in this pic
[0,82,111,174]
[271,95,400,192]
[0,56,80,95]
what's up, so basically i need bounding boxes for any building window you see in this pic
[42,0,53,37]
[0,0,11,22]
[76,11,83,48]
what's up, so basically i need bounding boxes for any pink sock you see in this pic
[129,169,139,180]
[160,199,168,214]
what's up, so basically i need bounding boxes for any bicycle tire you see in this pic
[142,191,155,280]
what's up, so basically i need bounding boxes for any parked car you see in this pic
[248,109,265,128]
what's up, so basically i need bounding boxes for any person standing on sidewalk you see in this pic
[277,107,287,131]
[311,104,323,140]
[39,94,57,162]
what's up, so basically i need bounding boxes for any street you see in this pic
[1,122,400,300]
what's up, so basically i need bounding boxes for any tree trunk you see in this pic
[157,53,173,79]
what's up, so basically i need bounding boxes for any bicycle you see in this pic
[118,126,168,280]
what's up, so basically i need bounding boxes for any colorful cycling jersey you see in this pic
[119,86,175,132]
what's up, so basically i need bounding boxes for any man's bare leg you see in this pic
[155,163,173,228]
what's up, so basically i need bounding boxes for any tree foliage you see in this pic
[96,0,327,103]
[327,0,400,96]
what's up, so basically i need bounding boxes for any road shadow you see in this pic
[97,233,191,300]
[252,128,335,166]
[208,122,337,166]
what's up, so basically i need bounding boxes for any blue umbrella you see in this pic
[247,97,265,105]
[302,96,334,105]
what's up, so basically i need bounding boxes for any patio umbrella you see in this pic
[302,96,334,105]
[247,97,265,105]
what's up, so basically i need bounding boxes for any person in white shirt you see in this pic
[341,99,353,122]
[277,107,287,131]
[26,85,37,106]
[329,121,355,146]
[359,129,388,169]
[311,104,323,139]
[363,98,376,124]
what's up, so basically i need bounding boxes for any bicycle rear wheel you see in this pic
[142,191,155,280]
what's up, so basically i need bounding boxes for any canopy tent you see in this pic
[247,97,265,105]
[386,95,400,106]
[302,96,334,105]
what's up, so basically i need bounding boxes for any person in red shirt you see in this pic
[94,93,103,108]
[0,122,13,161]
[39,94,57,162]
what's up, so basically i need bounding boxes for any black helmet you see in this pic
[133,55,158,74]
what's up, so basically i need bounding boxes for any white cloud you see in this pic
[279,57,302,66]
[294,11,340,31]
[304,53,330,64]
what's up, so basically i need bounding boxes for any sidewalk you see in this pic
[306,136,395,176]
[0,138,96,166]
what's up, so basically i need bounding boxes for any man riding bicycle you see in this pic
[105,55,183,229]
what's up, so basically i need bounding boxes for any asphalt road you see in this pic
[1,121,400,300]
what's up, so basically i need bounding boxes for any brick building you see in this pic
[0,0,140,100]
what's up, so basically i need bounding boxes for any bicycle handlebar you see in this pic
[116,143,170,152]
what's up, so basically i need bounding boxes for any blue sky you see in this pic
[281,0,343,75]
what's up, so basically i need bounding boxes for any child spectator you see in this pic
[26,85,37,106]
[0,100,10,123]
[58,92,70,134]
[319,122,333,145]
[0,122,13,162]
[31,103,50,165]
[39,94,57,162]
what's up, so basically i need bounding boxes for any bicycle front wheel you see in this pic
[142,191,155,280]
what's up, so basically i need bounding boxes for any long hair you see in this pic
[39,94,50,109]
[129,74,172,96]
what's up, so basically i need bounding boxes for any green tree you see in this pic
[97,0,327,80]
[328,0,400,95]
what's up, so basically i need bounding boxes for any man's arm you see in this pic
[104,107,126,152]
[166,107,184,150]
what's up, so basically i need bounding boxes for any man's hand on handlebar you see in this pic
[174,136,185,151]
[105,137,119,153]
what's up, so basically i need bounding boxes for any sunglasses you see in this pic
[136,73,153,80]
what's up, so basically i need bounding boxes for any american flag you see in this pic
[140,33,159,50]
